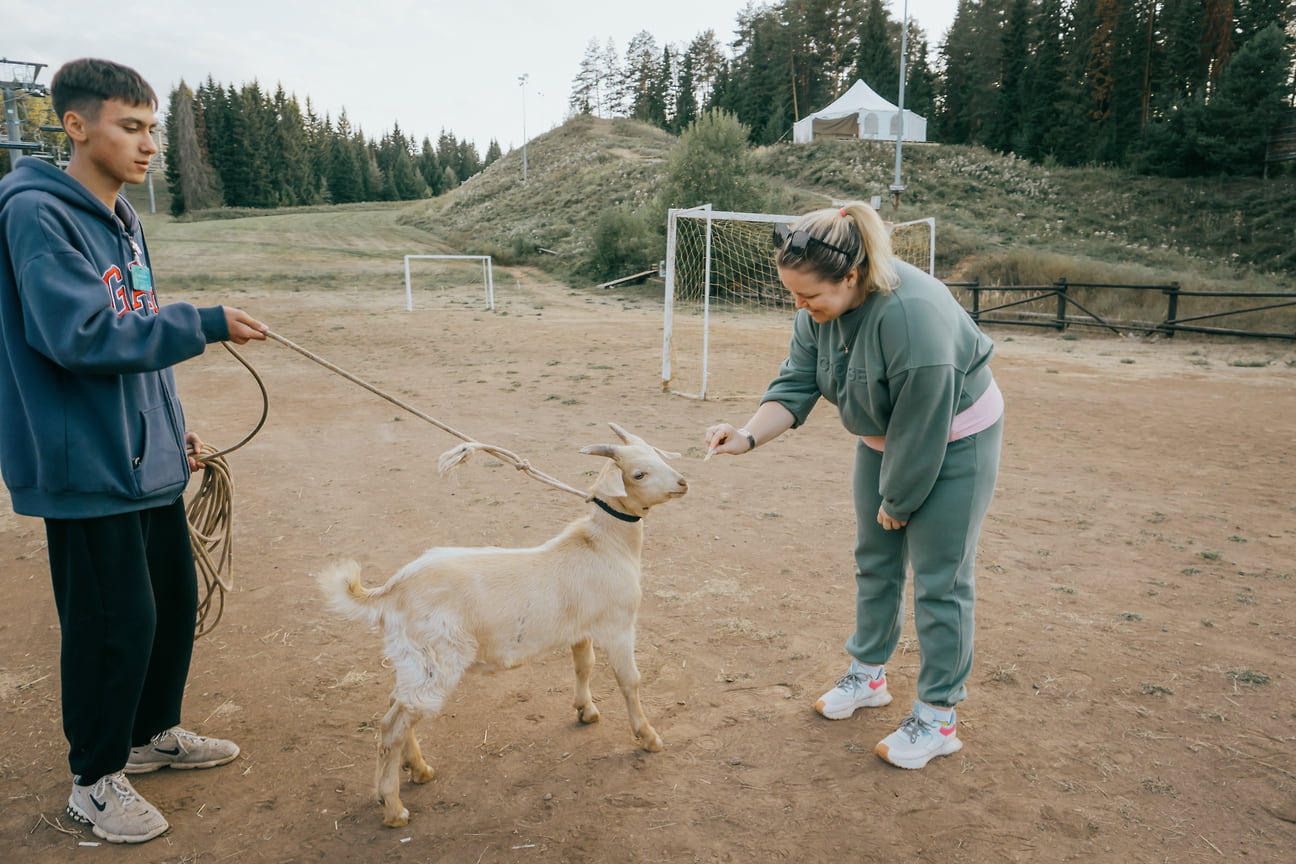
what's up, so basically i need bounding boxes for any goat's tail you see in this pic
[316,559,383,625]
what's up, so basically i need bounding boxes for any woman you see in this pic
[705,202,1003,769]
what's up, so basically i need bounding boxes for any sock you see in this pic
[922,702,956,725]
[849,659,885,680]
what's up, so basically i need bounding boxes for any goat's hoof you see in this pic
[409,764,435,784]
[383,808,410,828]
[640,734,664,753]
[576,705,601,724]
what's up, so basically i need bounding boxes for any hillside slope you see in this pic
[402,116,1293,291]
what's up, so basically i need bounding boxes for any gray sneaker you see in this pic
[67,771,169,844]
[126,726,240,774]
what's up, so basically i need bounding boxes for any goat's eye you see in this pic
[633,471,645,480]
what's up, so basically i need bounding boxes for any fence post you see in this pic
[1163,282,1179,339]
[970,277,980,320]
[1055,278,1068,331]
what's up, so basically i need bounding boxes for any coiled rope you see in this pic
[187,330,591,639]
[188,342,268,639]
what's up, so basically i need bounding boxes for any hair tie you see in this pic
[839,207,847,217]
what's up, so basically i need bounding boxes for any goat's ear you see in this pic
[592,459,627,498]
[581,443,618,459]
[652,446,682,461]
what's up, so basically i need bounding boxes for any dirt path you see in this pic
[2,275,1293,863]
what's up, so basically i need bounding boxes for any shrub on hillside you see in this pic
[587,206,659,282]
[657,110,764,213]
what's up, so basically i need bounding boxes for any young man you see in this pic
[0,58,268,844]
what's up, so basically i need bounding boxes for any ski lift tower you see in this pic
[2,59,49,168]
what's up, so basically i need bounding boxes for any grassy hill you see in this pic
[398,115,1294,295]
[137,114,1293,301]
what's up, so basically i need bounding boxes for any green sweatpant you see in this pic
[845,417,1002,707]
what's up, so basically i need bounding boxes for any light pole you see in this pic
[891,0,909,208]
[518,73,528,181]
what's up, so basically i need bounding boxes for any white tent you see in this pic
[793,80,927,144]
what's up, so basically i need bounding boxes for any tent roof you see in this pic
[808,80,900,120]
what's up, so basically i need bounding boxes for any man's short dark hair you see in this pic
[51,58,157,125]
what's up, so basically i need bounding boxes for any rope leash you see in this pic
[187,330,592,638]
[264,330,591,500]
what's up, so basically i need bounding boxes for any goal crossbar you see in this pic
[403,254,495,311]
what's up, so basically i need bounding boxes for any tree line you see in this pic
[569,0,1294,176]
[164,78,502,215]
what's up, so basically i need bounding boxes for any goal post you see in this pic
[403,254,495,311]
[661,206,935,399]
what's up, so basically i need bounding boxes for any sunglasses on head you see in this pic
[772,223,853,259]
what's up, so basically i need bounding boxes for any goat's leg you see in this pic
[376,699,418,827]
[570,638,601,724]
[603,634,663,752]
[402,721,435,784]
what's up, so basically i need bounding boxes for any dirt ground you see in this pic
[2,274,1294,863]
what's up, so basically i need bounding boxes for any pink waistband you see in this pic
[860,378,1003,453]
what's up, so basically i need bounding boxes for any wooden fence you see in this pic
[945,279,1296,341]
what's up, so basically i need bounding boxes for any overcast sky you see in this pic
[9,0,959,152]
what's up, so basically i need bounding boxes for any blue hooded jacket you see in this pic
[0,158,230,519]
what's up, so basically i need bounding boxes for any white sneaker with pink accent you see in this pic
[814,661,892,719]
[875,700,963,769]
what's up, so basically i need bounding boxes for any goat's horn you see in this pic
[580,444,617,459]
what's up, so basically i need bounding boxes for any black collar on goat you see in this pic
[592,496,641,522]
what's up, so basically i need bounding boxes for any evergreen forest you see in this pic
[571,0,1293,175]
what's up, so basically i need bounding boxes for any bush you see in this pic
[587,206,658,281]
[657,109,764,213]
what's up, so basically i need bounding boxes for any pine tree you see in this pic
[303,100,330,202]
[457,139,481,180]
[484,139,502,166]
[196,78,232,205]
[571,39,601,116]
[903,28,938,138]
[1018,0,1068,159]
[327,110,363,203]
[270,85,315,206]
[988,0,1033,153]
[673,54,699,134]
[625,31,662,123]
[1194,23,1291,173]
[855,0,899,102]
[417,136,444,194]
[436,129,460,188]
[164,81,221,215]
[686,30,726,111]
[602,38,626,116]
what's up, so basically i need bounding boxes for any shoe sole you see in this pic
[814,690,893,719]
[875,735,963,769]
[125,745,240,774]
[67,802,169,844]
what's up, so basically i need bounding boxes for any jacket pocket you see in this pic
[131,403,188,497]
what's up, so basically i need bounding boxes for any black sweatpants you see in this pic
[45,498,197,784]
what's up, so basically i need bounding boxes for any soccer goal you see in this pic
[661,205,935,400]
[403,255,495,311]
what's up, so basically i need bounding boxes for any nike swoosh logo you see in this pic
[91,795,107,812]
[156,746,181,756]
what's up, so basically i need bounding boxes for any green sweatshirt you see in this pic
[760,261,996,522]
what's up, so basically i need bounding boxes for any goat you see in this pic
[317,422,688,827]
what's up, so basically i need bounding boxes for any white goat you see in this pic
[317,422,688,827]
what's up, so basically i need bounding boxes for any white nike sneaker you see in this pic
[67,771,169,844]
[126,726,240,774]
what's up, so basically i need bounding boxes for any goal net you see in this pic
[661,206,935,399]
[403,255,495,311]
